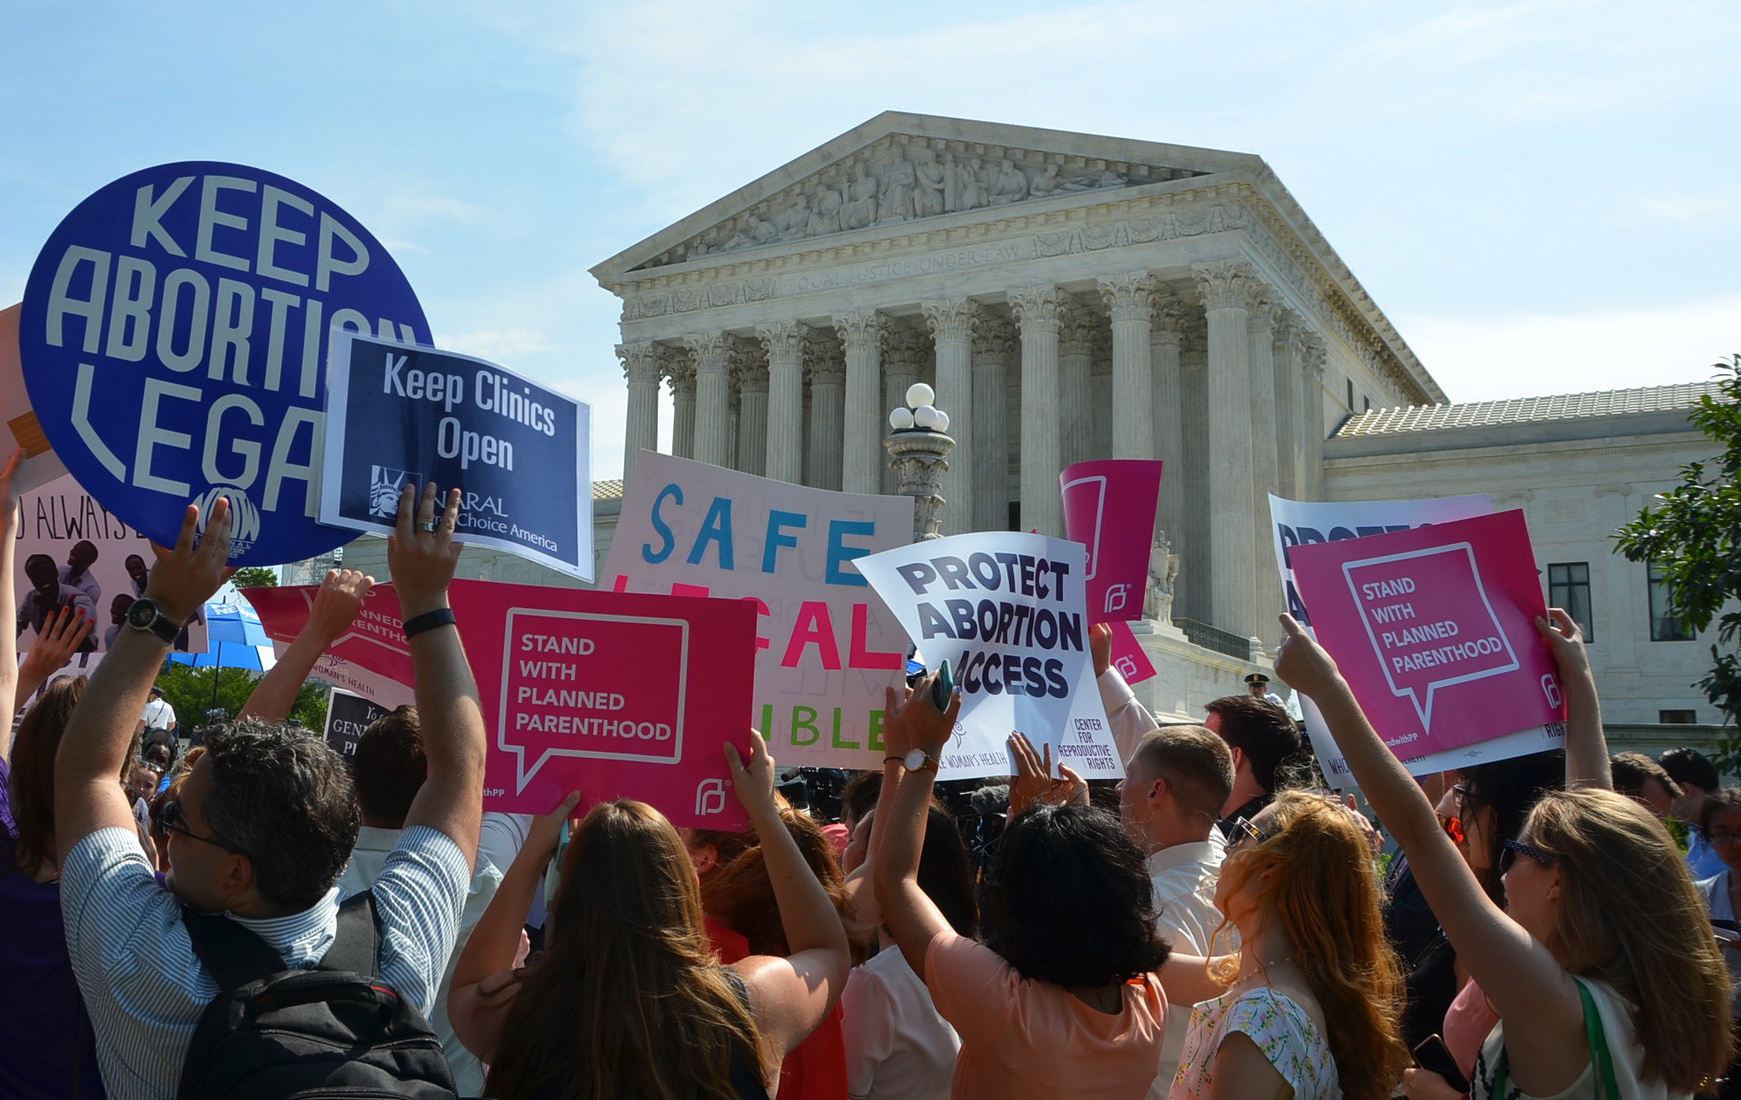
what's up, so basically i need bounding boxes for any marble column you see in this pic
[972,314,1016,532]
[1302,334,1328,499]
[617,341,662,487]
[1245,297,1284,629]
[733,342,768,477]
[757,321,807,484]
[1150,300,1185,542]
[834,310,886,496]
[1177,321,1211,624]
[922,299,979,534]
[881,326,926,493]
[1090,324,1113,460]
[1059,303,1095,467]
[665,350,697,461]
[687,332,733,468]
[805,332,845,492]
[1009,285,1065,536]
[1194,260,1259,639]
[1271,313,1303,500]
[1099,271,1156,461]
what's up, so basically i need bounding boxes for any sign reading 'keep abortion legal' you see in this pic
[18,162,429,563]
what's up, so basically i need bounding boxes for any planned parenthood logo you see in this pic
[369,467,417,518]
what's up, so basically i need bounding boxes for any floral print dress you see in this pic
[1172,986,1340,1099]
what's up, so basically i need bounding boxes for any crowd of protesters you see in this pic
[2,451,1736,1100]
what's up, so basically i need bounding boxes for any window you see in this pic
[1363,396,1371,412]
[1547,562,1594,642]
[1346,377,1355,409]
[1648,562,1692,641]
[1660,709,1697,725]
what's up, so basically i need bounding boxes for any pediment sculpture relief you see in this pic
[640,139,1207,269]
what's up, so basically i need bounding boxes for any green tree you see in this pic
[156,664,328,734]
[1615,354,1741,757]
[230,566,279,590]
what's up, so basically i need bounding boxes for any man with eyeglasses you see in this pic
[52,486,486,1100]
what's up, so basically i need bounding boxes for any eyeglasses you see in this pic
[159,799,246,857]
[1709,831,1741,846]
[1499,838,1555,872]
[1230,815,1270,850]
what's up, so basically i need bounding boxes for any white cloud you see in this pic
[1401,293,1741,404]
[435,327,558,361]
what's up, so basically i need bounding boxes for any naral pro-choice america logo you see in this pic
[18,162,429,565]
[369,467,417,519]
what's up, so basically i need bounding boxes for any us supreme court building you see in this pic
[335,112,1728,735]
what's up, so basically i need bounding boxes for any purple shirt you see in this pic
[0,758,107,1098]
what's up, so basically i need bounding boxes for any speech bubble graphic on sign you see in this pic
[500,609,689,793]
[18,162,429,564]
[1290,509,1562,759]
[1343,543,1519,731]
[1060,459,1163,623]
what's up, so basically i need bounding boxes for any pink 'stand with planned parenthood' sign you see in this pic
[1289,510,1564,758]
[1059,459,1163,624]
[449,579,759,830]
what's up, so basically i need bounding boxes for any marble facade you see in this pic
[594,112,1443,644]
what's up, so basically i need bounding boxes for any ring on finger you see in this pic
[417,521,438,533]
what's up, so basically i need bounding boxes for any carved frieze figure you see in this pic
[989,158,1028,204]
[880,156,917,223]
[1029,163,1062,198]
[749,204,779,244]
[843,164,878,230]
[775,195,811,240]
[953,155,985,211]
[808,186,843,235]
[914,149,947,217]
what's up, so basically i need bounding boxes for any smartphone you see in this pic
[1411,1034,1468,1094]
[931,659,955,710]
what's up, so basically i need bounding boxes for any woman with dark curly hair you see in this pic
[873,671,1173,1098]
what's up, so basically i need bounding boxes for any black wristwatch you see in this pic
[126,597,181,644]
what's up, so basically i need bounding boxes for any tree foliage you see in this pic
[1615,354,1741,747]
[230,566,279,591]
[156,663,328,735]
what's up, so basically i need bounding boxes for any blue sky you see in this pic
[4,0,1736,480]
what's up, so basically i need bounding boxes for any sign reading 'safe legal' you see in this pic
[18,162,429,563]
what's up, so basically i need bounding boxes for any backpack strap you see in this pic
[181,907,290,992]
[321,890,383,979]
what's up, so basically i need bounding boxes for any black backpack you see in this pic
[176,890,459,1100]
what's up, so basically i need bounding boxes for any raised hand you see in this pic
[1090,621,1113,677]
[1273,613,1346,700]
[1534,607,1592,681]
[1008,731,1088,816]
[146,499,236,624]
[388,483,463,618]
[905,669,961,759]
[19,604,94,682]
[308,568,376,639]
[881,682,916,760]
[725,729,780,822]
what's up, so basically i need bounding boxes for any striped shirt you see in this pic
[60,824,470,1100]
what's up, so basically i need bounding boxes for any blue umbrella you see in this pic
[167,601,274,671]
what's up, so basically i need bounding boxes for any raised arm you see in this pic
[55,501,234,845]
[238,569,374,723]
[842,682,916,930]
[871,670,961,982]
[1273,614,1587,1087]
[391,484,486,868]
[449,791,579,1060]
[1536,609,1610,790]
[1092,622,1158,765]
[728,730,852,1072]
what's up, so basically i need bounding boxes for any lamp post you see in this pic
[884,383,956,542]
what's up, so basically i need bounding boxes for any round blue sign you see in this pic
[19,161,430,564]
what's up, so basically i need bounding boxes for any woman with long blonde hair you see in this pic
[1174,789,1410,1100]
[1278,609,1731,1099]
[448,732,850,1100]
